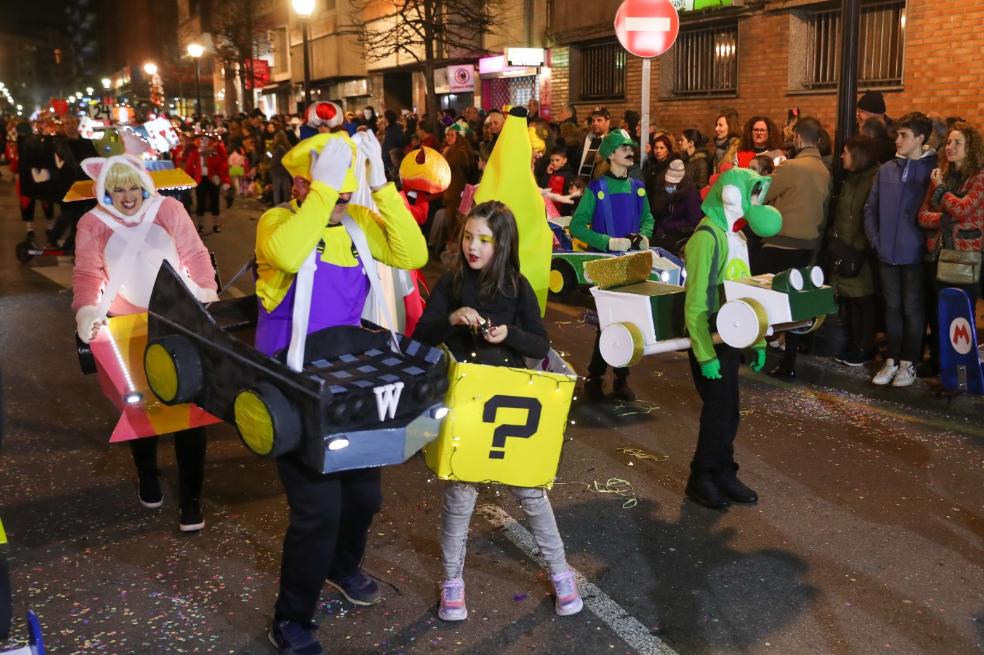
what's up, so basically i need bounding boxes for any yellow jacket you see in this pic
[255,180,427,313]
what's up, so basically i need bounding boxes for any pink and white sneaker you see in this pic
[438,578,468,621]
[550,570,584,616]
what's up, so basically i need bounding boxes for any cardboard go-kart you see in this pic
[938,287,984,394]
[139,262,449,473]
[589,251,837,368]
[546,217,685,298]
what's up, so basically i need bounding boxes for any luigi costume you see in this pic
[570,129,654,402]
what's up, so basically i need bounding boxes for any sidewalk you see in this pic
[766,347,984,424]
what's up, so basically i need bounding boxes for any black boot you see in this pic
[583,377,606,403]
[175,428,207,532]
[714,466,758,504]
[130,439,163,508]
[611,378,636,402]
[685,473,730,510]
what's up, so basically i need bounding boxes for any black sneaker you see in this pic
[327,569,382,606]
[138,472,163,509]
[685,474,730,510]
[179,500,205,533]
[268,619,324,655]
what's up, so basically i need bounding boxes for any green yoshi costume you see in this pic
[682,167,781,510]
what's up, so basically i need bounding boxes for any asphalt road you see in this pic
[0,180,982,655]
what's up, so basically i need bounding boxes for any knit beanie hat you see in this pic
[857,91,886,114]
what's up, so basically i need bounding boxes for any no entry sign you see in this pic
[614,0,681,59]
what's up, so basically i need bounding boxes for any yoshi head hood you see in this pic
[701,167,781,238]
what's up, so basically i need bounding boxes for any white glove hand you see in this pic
[353,131,387,189]
[196,287,220,303]
[210,175,221,186]
[309,138,353,191]
[75,304,105,344]
[636,235,649,251]
[608,237,632,252]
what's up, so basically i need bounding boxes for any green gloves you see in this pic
[700,349,764,378]
[700,359,721,380]
[750,347,766,372]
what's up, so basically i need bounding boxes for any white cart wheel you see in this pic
[599,322,645,368]
[716,298,769,349]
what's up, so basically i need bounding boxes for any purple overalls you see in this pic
[255,252,370,357]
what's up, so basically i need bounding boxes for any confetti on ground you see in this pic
[617,447,669,463]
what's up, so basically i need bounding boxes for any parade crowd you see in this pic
[2,89,983,654]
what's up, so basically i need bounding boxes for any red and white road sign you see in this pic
[614,0,681,59]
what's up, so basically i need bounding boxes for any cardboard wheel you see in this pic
[717,298,769,349]
[548,260,578,298]
[599,322,645,368]
[233,382,301,458]
[144,336,203,405]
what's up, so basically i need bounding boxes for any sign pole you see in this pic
[640,57,651,168]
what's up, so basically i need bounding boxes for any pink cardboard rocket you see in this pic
[89,312,220,442]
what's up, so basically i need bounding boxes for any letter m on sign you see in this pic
[373,382,405,422]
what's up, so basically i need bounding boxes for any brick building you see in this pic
[548,0,984,141]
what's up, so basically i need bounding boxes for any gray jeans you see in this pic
[441,482,569,580]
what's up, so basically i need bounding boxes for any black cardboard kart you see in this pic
[144,261,448,473]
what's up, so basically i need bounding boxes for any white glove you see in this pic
[196,287,220,304]
[608,237,632,252]
[75,304,105,344]
[210,175,221,186]
[309,138,353,192]
[636,235,649,251]
[353,131,387,189]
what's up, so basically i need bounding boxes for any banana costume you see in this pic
[473,107,553,314]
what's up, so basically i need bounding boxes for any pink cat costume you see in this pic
[72,153,217,330]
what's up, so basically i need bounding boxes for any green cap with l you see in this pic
[599,128,637,159]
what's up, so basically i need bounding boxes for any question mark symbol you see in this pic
[483,395,542,460]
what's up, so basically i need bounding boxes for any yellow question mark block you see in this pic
[424,352,577,488]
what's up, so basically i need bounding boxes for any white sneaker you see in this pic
[872,358,898,385]
[892,360,916,387]
[550,570,584,616]
[438,578,467,621]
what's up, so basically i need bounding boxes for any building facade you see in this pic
[548,0,984,138]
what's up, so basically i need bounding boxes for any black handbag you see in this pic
[826,237,865,278]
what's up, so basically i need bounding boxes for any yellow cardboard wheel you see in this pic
[548,260,577,297]
[144,336,202,405]
[233,382,301,458]
[599,322,645,368]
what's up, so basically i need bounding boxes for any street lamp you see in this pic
[292,0,315,112]
[101,78,111,90]
[187,43,205,119]
[143,62,157,76]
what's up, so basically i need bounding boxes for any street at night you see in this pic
[0,187,981,654]
[3,0,984,653]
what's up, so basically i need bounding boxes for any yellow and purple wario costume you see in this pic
[254,132,427,356]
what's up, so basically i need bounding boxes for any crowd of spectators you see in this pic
[4,89,982,386]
